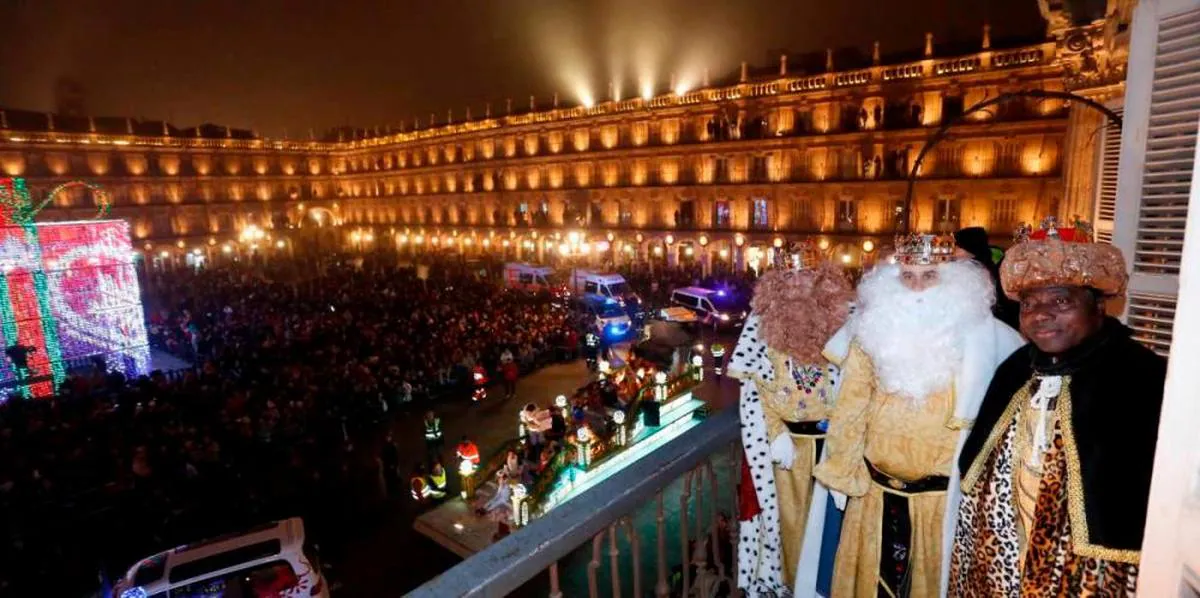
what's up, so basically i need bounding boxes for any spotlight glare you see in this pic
[578,90,595,108]
[640,81,653,101]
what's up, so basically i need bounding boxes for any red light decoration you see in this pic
[0,178,148,399]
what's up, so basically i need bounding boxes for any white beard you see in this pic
[854,260,996,401]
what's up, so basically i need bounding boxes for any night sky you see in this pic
[0,0,1044,137]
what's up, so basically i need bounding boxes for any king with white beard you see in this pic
[813,234,1023,598]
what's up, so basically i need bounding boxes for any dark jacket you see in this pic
[958,318,1166,554]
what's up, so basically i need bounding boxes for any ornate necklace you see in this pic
[789,362,825,396]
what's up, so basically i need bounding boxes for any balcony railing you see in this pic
[409,408,739,598]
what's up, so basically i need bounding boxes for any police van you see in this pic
[580,296,634,340]
[571,270,643,321]
[113,517,329,598]
[669,286,749,330]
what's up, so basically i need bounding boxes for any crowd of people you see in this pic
[0,253,584,596]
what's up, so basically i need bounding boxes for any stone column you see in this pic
[1059,103,1106,222]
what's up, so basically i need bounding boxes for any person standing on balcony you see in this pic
[814,234,1022,598]
[950,218,1165,596]
[728,243,855,597]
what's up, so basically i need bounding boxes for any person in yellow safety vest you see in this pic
[411,466,432,502]
[428,461,448,498]
[710,343,727,380]
[423,411,443,454]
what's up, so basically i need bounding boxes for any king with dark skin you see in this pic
[1017,285,1105,354]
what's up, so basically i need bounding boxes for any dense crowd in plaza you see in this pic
[0,254,588,596]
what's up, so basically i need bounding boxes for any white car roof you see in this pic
[580,271,625,283]
[127,518,304,588]
[505,262,553,274]
[674,286,716,296]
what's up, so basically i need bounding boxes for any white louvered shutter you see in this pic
[1113,3,1200,358]
[1093,107,1123,244]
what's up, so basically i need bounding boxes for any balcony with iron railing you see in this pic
[410,407,740,598]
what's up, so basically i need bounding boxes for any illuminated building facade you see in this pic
[0,7,1132,270]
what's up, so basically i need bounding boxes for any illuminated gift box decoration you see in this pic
[0,177,148,398]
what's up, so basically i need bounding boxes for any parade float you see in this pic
[414,326,709,556]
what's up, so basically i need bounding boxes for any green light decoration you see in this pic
[0,178,112,225]
[0,177,79,397]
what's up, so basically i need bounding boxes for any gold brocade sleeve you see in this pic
[758,380,787,444]
[812,343,873,497]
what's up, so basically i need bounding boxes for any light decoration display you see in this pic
[459,458,476,499]
[511,483,530,527]
[576,425,593,469]
[0,178,149,399]
[612,409,628,446]
[654,370,668,401]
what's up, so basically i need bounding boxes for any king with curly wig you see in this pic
[751,261,854,364]
[727,260,855,597]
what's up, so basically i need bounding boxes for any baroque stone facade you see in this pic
[0,20,1131,269]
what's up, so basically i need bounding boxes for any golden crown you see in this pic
[893,233,955,265]
[1014,215,1094,243]
[772,240,820,270]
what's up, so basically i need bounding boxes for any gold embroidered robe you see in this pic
[813,343,961,598]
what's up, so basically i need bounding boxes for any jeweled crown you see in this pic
[893,233,955,265]
[772,240,820,270]
[1014,215,1095,243]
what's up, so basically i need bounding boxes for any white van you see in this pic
[670,286,750,329]
[570,270,632,301]
[581,296,634,339]
[113,518,329,598]
[503,262,559,293]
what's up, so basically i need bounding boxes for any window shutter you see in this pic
[1133,11,1199,276]
[1094,107,1123,244]
[1114,5,1200,358]
[1127,292,1178,357]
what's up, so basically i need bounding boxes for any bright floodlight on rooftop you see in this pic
[578,90,595,108]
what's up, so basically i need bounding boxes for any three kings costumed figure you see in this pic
[814,234,1024,597]
[950,218,1167,596]
[729,243,855,596]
